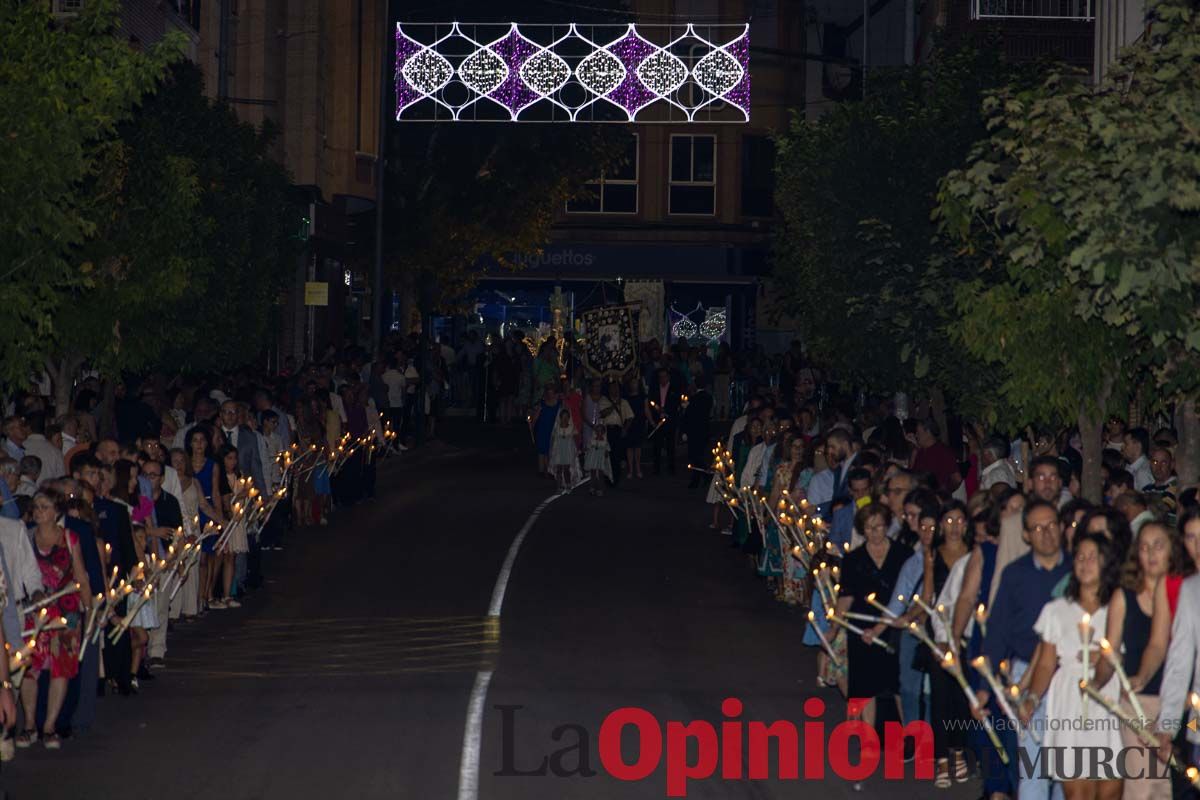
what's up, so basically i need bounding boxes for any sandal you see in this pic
[42,732,61,750]
[952,751,970,782]
[935,759,951,789]
[14,729,37,749]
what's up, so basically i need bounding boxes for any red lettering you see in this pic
[665,721,718,797]
[883,721,934,780]
[598,708,662,782]
[803,697,825,779]
[828,720,880,781]
[720,697,743,779]
[747,721,799,779]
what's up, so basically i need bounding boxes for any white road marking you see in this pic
[456,479,587,800]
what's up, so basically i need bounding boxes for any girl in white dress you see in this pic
[548,409,578,494]
[1021,532,1124,798]
[584,424,612,495]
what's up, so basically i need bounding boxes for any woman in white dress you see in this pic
[169,448,201,618]
[1020,532,1124,800]
[548,409,579,494]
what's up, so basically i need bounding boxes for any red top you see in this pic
[913,442,961,493]
[1167,573,1185,619]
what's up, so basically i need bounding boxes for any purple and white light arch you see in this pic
[395,22,751,122]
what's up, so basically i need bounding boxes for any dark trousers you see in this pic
[686,431,709,486]
[650,422,675,474]
[929,662,970,759]
[103,624,132,690]
[606,426,624,487]
[58,638,100,734]
[246,532,263,590]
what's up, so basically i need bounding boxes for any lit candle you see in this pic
[975,603,988,638]
[866,592,899,620]
[944,652,1008,763]
[1079,612,1093,718]
[1099,637,1147,723]
[807,610,840,666]
[1079,680,1174,766]
[826,609,893,653]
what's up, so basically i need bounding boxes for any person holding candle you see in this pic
[730,418,764,550]
[16,489,91,750]
[976,498,1070,800]
[836,503,911,730]
[529,385,562,479]
[110,459,159,689]
[924,500,975,786]
[1021,532,1123,798]
[1156,514,1200,781]
[888,495,940,731]
[584,424,611,496]
[215,444,249,607]
[622,375,647,480]
[1092,520,1177,800]
[187,425,224,611]
[548,408,578,495]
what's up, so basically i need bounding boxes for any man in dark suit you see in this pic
[218,401,266,491]
[648,368,680,475]
[683,378,714,488]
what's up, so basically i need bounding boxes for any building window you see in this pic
[52,0,84,15]
[566,134,638,214]
[669,134,716,215]
[741,135,775,218]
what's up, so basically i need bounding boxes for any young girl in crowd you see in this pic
[549,408,578,494]
[585,424,611,495]
[1024,532,1123,800]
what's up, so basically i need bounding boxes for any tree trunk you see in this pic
[1176,396,1200,488]
[98,377,118,440]
[930,385,950,446]
[1077,407,1104,504]
[46,354,84,418]
[1077,375,1113,504]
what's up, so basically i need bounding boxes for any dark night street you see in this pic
[0,422,973,800]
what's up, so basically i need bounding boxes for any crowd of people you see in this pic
[0,354,400,758]
[699,372,1200,800]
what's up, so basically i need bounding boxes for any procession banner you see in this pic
[581,305,639,378]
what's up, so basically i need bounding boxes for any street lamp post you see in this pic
[372,0,391,359]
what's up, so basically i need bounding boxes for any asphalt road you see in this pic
[0,421,981,800]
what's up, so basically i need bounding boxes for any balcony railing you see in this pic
[973,0,1094,20]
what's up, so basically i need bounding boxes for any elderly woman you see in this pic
[17,488,91,749]
[836,503,911,731]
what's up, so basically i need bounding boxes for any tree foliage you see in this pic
[0,0,183,384]
[383,125,627,314]
[772,40,1033,398]
[46,62,298,386]
[937,0,1200,490]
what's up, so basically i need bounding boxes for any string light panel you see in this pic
[396,22,750,123]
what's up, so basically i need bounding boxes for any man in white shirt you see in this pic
[1,416,26,461]
[806,429,857,514]
[1157,573,1200,767]
[979,436,1018,491]
[740,421,779,490]
[22,414,65,484]
[0,516,43,603]
[1123,426,1155,491]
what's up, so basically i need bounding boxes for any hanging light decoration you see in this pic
[700,308,727,340]
[395,22,751,122]
[459,47,508,95]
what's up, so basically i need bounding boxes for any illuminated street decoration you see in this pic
[700,308,727,340]
[396,22,750,122]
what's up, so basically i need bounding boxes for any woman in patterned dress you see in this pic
[17,488,91,749]
[769,435,812,604]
